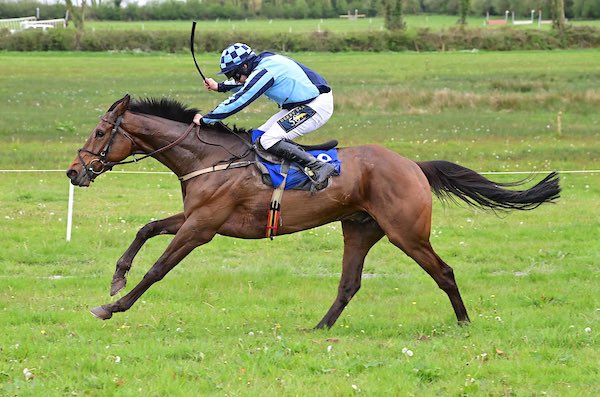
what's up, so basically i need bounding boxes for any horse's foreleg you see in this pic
[315,218,384,329]
[91,218,216,320]
[111,213,185,296]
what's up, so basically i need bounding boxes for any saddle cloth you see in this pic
[251,130,341,190]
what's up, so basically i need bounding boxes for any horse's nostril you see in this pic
[66,169,78,180]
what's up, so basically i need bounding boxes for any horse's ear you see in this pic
[107,94,130,113]
[109,94,130,116]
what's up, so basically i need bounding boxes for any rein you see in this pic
[106,120,197,167]
[79,115,256,182]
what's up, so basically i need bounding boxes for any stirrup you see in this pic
[304,162,336,187]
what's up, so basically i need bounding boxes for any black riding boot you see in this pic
[267,140,337,186]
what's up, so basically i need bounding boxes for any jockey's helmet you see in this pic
[219,43,256,79]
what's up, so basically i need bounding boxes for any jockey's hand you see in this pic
[193,113,203,125]
[204,78,218,91]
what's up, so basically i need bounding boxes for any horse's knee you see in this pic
[137,222,158,240]
[144,267,165,283]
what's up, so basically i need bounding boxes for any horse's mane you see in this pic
[126,97,198,124]
[123,97,250,137]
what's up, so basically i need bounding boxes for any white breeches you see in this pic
[258,91,334,149]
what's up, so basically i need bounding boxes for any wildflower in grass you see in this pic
[23,368,34,381]
[402,347,414,357]
[465,375,476,385]
[584,327,592,333]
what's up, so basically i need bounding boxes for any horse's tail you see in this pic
[417,160,561,211]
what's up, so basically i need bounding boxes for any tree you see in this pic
[384,0,406,31]
[65,0,87,30]
[552,0,566,32]
[458,0,470,25]
[65,0,87,50]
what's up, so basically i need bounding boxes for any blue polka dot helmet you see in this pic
[218,43,256,77]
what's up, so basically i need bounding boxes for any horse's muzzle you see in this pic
[66,167,92,187]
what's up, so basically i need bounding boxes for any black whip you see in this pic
[190,21,207,81]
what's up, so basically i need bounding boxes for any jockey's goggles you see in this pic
[225,68,242,81]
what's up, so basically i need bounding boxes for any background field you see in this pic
[1,49,598,396]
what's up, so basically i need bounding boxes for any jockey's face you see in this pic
[228,64,249,83]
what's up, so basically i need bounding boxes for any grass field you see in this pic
[1,50,599,396]
[85,15,600,34]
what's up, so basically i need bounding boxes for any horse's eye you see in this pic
[95,130,105,138]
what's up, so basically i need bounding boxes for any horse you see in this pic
[66,94,561,328]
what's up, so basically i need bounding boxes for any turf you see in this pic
[0,50,598,396]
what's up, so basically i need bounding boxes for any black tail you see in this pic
[417,160,561,211]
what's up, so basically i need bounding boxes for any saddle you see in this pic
[252,135,340,192]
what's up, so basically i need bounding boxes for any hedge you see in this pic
[1,26,599,52]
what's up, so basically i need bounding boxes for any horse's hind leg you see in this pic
[111,212,185,296]
[403,241,470,324]
[382,222,470,324]
[315,217,384,329]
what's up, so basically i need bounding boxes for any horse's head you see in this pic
[67,94,136,187]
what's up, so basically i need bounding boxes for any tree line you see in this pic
[1,0,598,21]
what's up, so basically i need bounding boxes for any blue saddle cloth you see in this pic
[251,130,341,190]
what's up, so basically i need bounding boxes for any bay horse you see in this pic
[66,94,560,328]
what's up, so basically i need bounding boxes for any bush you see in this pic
[1,26,599,52]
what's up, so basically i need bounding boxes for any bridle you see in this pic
[76,113,255,182]
[77,114,198,180]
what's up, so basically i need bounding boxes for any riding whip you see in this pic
[190,21,207,81]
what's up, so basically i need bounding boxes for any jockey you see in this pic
[193,43,337,187]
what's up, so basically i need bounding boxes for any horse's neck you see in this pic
[125,113,250,176]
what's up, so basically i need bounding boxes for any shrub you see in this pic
[1,26,599,52]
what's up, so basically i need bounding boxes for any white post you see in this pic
[66,182,74,241]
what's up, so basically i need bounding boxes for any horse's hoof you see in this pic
[110,277,126,296]
[90,306,113,320]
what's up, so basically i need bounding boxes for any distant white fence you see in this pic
[0,16,36,33]
[0,15,67,33]
[485,10,562,28]
[21,18,67,31]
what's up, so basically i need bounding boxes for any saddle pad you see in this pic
[251,130,341,190]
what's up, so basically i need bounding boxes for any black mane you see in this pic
[125,97,250,136]
[128,97,199,124]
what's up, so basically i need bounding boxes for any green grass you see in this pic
[1,50,599,396]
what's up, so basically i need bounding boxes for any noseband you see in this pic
[77,115,129,179]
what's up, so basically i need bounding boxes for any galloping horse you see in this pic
[66,94,560,328]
